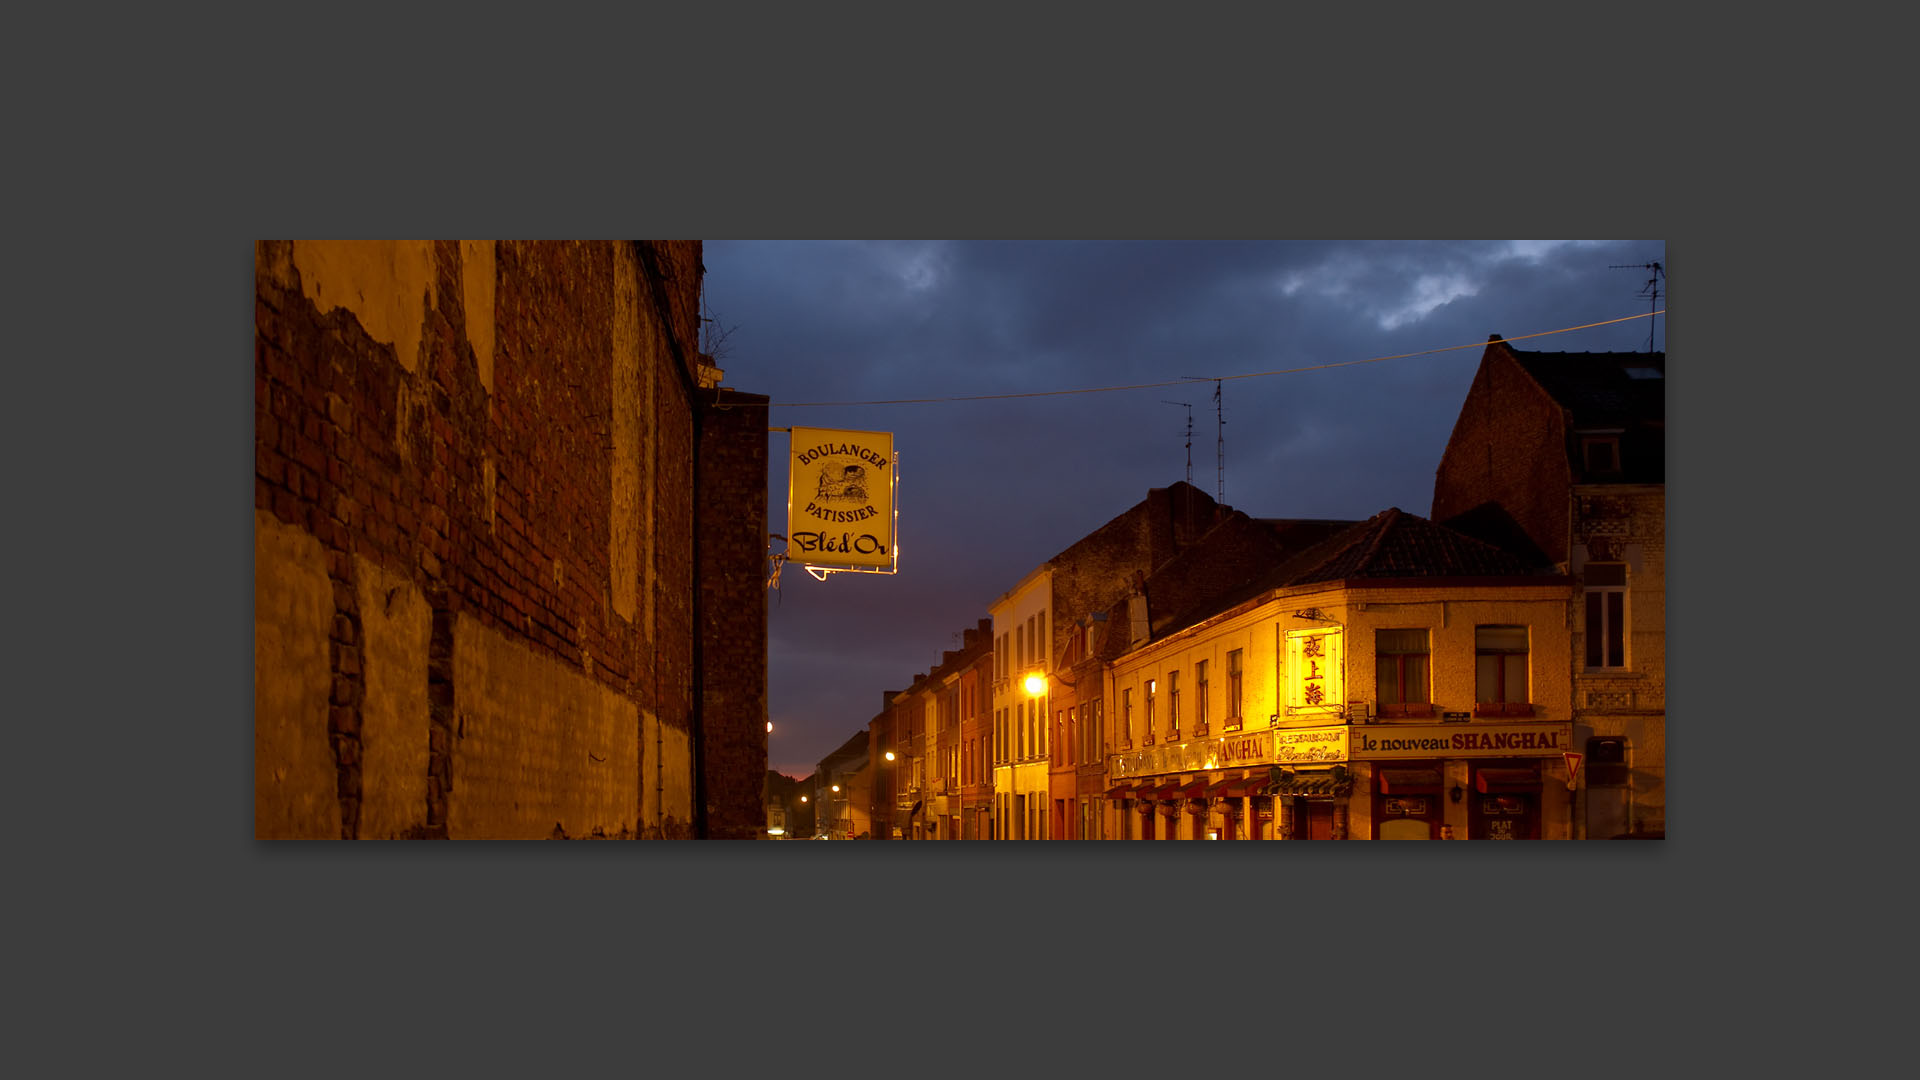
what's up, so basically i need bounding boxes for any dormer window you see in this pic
[1580,433,1622,476]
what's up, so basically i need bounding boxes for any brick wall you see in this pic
[1431,342,1573,565]
[699,388,772,839]
[256,240,764,839]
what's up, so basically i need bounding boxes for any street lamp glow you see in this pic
[799,795,808,802]
[884,751,896,762]
[831,784,841,793]
[1024,673,1046,696]
[767,721,773,733]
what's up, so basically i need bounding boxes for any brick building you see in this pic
[1431,336,1666,837]
[255,240,769,839]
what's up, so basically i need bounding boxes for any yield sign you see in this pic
[1563,751,1584,790]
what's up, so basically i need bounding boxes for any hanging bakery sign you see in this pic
[786,427,898,575]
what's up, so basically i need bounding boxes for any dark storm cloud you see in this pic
[705,239,1665,775]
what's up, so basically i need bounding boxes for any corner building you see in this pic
[1432,338,1666,837]
[1107,508,1573,839]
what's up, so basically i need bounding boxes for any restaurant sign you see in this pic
[786,427,897,574]
[1110,723,1349,778]
[1274,724,1349,764]
[1351,721,1573,760]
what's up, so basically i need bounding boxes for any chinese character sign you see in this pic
[786,427,897,573]
[1285,627,1343,717]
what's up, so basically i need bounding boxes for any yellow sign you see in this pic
[1284,627,1344,718]
[786,427,897,573]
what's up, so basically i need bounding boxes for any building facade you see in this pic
[1105,508,1573,839]
[255,240,769,839]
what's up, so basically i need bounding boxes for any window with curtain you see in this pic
[1376,629,1430,707]
[1475,625,1529,704]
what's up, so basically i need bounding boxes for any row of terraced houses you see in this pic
[798,335,1665,840]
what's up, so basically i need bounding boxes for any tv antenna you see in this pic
[1610,260,1665,352]
[1213,379,1225,506]
[1179,377,1228,507]
[1161,400,1194,484]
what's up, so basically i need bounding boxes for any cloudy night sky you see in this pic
[700,240,1667,778]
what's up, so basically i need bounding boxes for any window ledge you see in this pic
[1474,703,1536,718]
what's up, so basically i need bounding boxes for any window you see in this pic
[1195,660,1209,731]
[1015,624,1024,670]
[1585,563,1627,669]
[1145,679,1157,742]
[1376,629,1431,715]
[1581,435,1621,475]
[1475,625,1531,715]
[1168,670,1181,736]
[1227,649,1243,727]
[1122,688,1133,747]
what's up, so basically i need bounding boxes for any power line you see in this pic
[761,310,1664,408]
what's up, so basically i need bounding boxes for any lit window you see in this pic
[1168,670,1181,736]
[1195,660,1209,729]
[1227,649,1243,727]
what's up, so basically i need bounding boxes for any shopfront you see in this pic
[1351,720,1574,840]
[1106,723,1350,839]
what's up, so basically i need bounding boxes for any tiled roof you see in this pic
[1511,349,1665,428]
[1279,508,1556,585]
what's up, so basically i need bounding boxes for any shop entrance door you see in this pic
[1304,801,1335,840]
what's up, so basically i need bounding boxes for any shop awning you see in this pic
[1145,780,1184,800]
[1267,769,1351,798]
[1104,782,1141,800]
[1211,774,1266,798]
[1476,768,1542,793]
[1378,769,1443,795]
[1179,777,1213,799]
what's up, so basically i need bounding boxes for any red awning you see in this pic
[1476,768,1542,793]
[1378,769,1442,794]
[1104,783,1135,799]
[1179,777,1213,799]
[1146,781,1184,800]
[1211,774,1266,798]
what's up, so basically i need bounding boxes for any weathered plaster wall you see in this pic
[256,239,761,839]
[255,510,339,839]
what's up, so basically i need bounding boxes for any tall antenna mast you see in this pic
[1610,260,1665,352]
[1161,401,1193,484]
[1214,379,1226,506]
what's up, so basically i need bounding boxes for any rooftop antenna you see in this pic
[1610,260,1665,352]
[1162,400,1194,484]
[1213,379,1226,507]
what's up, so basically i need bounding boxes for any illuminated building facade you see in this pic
[991,568,1053,840]
[1106,508,1573,839]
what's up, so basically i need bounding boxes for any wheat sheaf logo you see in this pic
[815,463,868,504]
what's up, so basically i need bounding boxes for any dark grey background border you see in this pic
[17,3,1850,1074]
